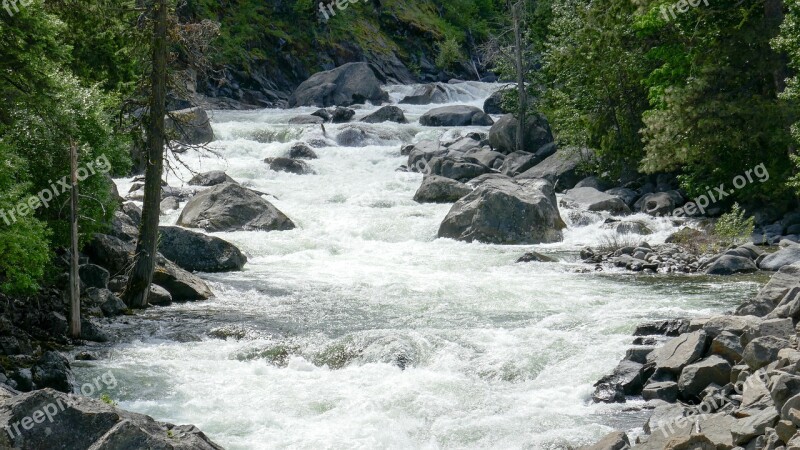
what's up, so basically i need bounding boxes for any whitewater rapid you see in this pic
[79,82,763,449]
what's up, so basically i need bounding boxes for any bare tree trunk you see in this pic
[512,1,527,153]
[124,0,168,309]
[68,140,80,339]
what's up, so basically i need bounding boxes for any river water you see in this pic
[77,83,763,449]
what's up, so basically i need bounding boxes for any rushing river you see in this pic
[76,83,763,449]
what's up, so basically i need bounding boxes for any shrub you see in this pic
[435,37,463,70]
[713,203,755,246]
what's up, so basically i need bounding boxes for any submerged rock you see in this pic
[188,170,236,187]
[265,157,314,175]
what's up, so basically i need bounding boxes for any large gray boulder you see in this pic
[516,147,593,192]
[437,177,565,244]
[742,336,790,370]
[592,360,647,402]
[399,83,449,105]
[483,90,508,115]
[177,182,295,232]
[165,107,214,145]
[289,62,389,107]
[635,191,685,216]
[407,145,492,182]
[646,330,709,373]
[562,187,632,214]
[30,352,77,394]
[704,255,758,275]
[0,388,223,449]
[419,106,494,127]
[760,246,800,271]
[488,114,554,155]
[498,151,539,177]
[188,170,235,187]
[413,175,472,203]
[158,226,247,273]
[153,256,213,302]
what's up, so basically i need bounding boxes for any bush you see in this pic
[435,37,463,70]
[713,203,755,246]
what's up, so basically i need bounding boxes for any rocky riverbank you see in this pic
[583,257,800,449]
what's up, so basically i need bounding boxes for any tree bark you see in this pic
[124,0,167,309]
[512,1,527,153]
[68,140,80,339]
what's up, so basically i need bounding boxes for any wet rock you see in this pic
[265,157,314,175]
[152,257,213,302]
[160,196,180,213]
[605,187,638,208]
[516,252,557,263]
[288,114,324,125]
[188,170,236,187]
[704,255,758,275]
[562,187,631,215]
[593,360,648,401]
[0,388,225,449]
[80,318,109,343]
[361,105,408,123]
[413,175,472,203]
[158,226,247,273]
[635,191,684,217]
[335,126,368,147]
[399,83,448,105]
[487,114,554,155]
[165,107,214,145]
[78,264,109,290]
[177,182,295,232]
[437,177,565,245]
[311,108,331,121]
[419,105,494,127]
[634,319,690,337]
[288,142,318,159]
[483,90,508,115]
[579,430,630,450]
[289,62,389,107]
[148,284,173,306]
[516,147,593,192]
[602,221,652,236]
[330,106,355,123]
[31,351,76,394]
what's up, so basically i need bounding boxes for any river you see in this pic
[75,82,763,449]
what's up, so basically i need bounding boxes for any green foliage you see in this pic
[713,203,756,246]
[99,393,117,406]
[775,0,800,193]
[435,37,464,69]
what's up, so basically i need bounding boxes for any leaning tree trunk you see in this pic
[512,1,527,153]
[124,0,168,309]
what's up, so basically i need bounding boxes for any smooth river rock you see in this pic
[288,62,389,107]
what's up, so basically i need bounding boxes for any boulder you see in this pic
[760,247,800,271]
[636,191,684,216]
[516,252,557,263]
[483,90,508,115]
[413,175,472,203]
[516,147,593,192]
[738,263,800,316]
[288,115,324,125]
[642,381,679,402]
[742,336,790,370]
[419,106,494,127]
[677,355,731,400]
[265,157,314,175]
[78,264,109,290]
[646,331,709,373]
[464,148,505,170]
[361,106,408,124]
[288,142,318,159]
[437,177,565,244]
[109,210,138,242]
[709,331,744,362]
[152,257,213,302]
[158,226,247,272]
[447,136,483,153]
[703,315,762,338]
[330,106,355,123]
[562,187,632,214]
[665,227,703,244]
[488,114,554,155]
[84,234,135,274]
[593,360,647,402]
[731,407,780,445]
[31,352,76,394]
[579,431,630,450]
[188,171,235,187]
[605,188,639,208]
[602,221,652,235]
[399,83,448,105]
[704,255,758,275]
[177,182,295,232]
[289,62,389,107]
[0,388,224,449]
[634,319,689,337]
[148,284,173,306]
[160,197,180,213]
[165,107,214,145]
[498,151,539,176]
